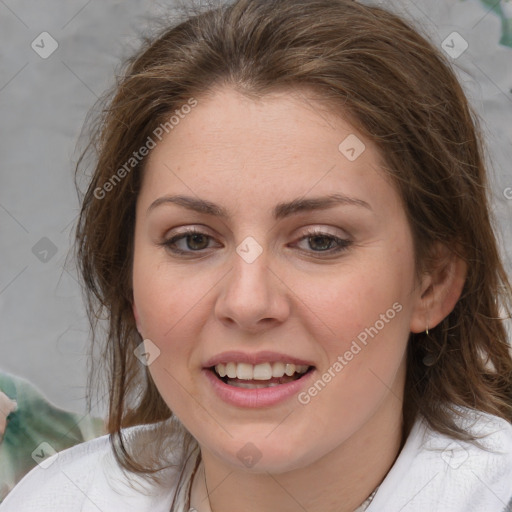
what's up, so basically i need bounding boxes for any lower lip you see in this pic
[203,368,316,408]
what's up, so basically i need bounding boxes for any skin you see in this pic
[131,86,466,512]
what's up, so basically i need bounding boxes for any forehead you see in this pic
[139,86,398,217]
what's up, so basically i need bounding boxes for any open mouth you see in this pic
[209,362,315,389]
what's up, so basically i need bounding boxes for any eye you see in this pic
[162,229,220,255]
[160,227,352,257]
[294,229,352,255]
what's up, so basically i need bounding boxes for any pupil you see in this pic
[188,234,208,250]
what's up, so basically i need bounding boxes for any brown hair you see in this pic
[75,0,512,475]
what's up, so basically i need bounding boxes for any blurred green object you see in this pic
[0,372,105,503]
[477,0,512,47]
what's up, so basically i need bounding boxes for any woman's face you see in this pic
[132,86,426,473]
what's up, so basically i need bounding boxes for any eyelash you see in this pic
[161,228,352,257]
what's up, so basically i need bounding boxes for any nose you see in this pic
[214,249,291,333]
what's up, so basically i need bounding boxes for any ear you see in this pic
[410,243,467,333]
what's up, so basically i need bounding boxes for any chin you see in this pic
[206,434,321,475]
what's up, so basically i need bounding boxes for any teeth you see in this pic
[272,362,285,378]
[229,381,281,388]
[226,362,237,379]
[236,363,253,380]
[216,363,227,378]
[253,363,272,380]
[214,362,309,381]
[285,364,296,376]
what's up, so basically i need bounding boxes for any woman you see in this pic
[2,0,512,510]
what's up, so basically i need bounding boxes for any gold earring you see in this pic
[425,324,429,336]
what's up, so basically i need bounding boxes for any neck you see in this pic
[191,390,404,512]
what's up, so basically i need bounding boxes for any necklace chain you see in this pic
[188,462,378,512]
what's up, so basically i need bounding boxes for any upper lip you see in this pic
[203,351,315,368]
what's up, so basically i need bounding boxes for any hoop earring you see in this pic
[422,320,435,365]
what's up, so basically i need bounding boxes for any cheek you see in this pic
[297,259,413,346]
[291,245,415,411]
[293,267,411,426]
[132,260,206,411]
[132,250,206,337]
[131,252,218,398]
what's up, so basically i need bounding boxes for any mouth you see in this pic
[208,362,315,389]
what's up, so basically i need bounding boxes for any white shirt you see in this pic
[2,408,512,512]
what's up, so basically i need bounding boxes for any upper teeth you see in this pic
[214,362,309,380]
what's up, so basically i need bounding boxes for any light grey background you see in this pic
[1,0,511,416]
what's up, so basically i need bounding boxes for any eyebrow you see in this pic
[147,193,372,220]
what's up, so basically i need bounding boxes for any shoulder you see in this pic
[0,419,198,512]
[368,408,512,512]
